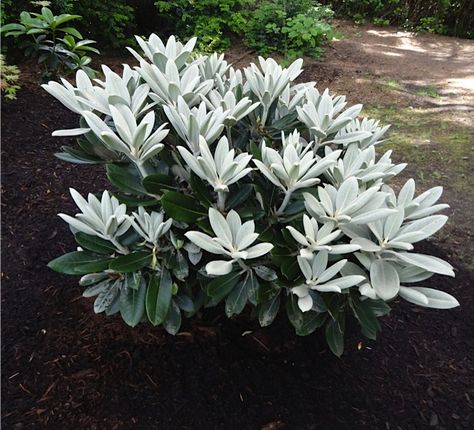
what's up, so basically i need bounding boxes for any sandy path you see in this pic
[304,21,474,113]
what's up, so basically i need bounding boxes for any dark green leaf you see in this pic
[109,251,151,273]
[323,294,345,320]
[146,269,173,326]
[364,299,391,317]
[48,251,112,275]
[54,14,81,26]
[171,251,188,280]
[256,282,279,304]
[94,279,121,313]
[349,294,380,340]
[189,173,213,208]
[163,300,182,335]
[225,276,251,317]
[55,147,102,164]
[286,293,304,330]
[308,291,327,313]
[258,294,280,327]
[281,256,300,280]
[246,271,260,305]
[120,276,146,327]
[161,191,206,223]
[236,206,265,221]
[110,192,158,208]
[250,141,261,160]
[325,317,345,357]
[60,26,83,38]
[75,232,116,254]
[106,163,147,195]
[271,246,294,265]
[142,173,175,193]
[174,294,195,313]
[296,311,327,336]
[78,126,120,161]
[284,200,305,215]
[227,184,254,209]
[268,112,298,132]
[207,271,241,301]
[0,23,26,33]
[126,272,143,290]
[118,228,142,247]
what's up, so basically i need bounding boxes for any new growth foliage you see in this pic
[44,35,458,356]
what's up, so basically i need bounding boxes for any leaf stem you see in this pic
[226,125,233,147]
[135,161,149,178]
[276,189,293,215]
[217,191,227,211]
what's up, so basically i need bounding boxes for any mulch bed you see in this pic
[1,67,473,430]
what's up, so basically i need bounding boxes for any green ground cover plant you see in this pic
[0,55,21,100]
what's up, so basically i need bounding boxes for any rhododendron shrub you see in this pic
[45,35,458,356]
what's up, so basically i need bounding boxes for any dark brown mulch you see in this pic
[2,78,473,430]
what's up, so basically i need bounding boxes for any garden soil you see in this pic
[2,22,474,430]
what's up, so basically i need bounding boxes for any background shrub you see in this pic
[2,0,472,63]
[2,1,337,59]
[2,0,137,50]
[154,0,251,52]
[243,1,337,59]
[1,6,100,80]
[322,0,473,38]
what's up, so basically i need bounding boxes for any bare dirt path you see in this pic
[315,21,474,109]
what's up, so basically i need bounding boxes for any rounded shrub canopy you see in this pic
[44,34,458,356]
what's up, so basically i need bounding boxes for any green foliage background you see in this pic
[2,0,472,59]
[321,0,473,38]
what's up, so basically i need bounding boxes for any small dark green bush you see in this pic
[243,1,337,59]
[1,6,99,80]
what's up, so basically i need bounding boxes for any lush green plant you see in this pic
[154,0,250,52]
[282,5,336,59]
[2,1,137,49]
[323,0,473,38]
[416,16,447,34]
[44,35,458,356]
[372,17,390,27]
[1,6,99,79]
[67,0,136,48]
[0,55,21,99]
[244,1,336,59]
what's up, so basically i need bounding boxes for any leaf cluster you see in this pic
[0,54,21,100]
